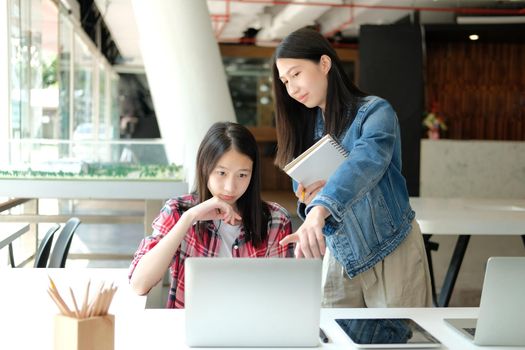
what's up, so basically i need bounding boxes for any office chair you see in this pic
[33,223,61,268]
[48,217,81,268]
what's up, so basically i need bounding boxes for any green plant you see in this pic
[423,112,447,132]
[0,163,183,180]
[42,57,58,87]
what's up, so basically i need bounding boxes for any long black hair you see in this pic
[272,27,367,168]
[193,122,270,247]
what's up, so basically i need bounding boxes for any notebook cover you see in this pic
[283,134,347,187]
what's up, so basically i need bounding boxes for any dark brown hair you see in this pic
[193,122,269,247]
[272,27,367,168]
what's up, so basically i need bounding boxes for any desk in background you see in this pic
[0,268,513,350]
[411,197,525,307]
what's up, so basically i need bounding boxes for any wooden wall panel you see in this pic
[425,41,525,140]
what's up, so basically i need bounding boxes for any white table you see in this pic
[410,197,525,306]
[0,268,514,350]
[0,222,30,266]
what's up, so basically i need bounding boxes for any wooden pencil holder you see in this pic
[53,314,115,350]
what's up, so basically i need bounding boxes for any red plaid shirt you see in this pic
[129,194,294,308]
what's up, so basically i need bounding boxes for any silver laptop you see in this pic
[185,258,322,347]
[444,256,525,346]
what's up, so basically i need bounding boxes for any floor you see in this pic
[67,223,144,268]
[54,199,145,269]
[8,198,518,307]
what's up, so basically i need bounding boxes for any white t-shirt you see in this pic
[215,220,241,258]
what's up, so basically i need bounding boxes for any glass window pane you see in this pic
[98,63,107,140]
[34,0,59,139]
[110,73,120,139]
[9,0,59,140]
[58,9,72,141]
[73,35,94,140]
[9,0,30,138]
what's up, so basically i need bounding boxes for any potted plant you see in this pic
[423,103,447,140]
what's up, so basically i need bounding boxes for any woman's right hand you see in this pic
[279,205,328,258]
[296,180,326,205]
[186,196,242,225]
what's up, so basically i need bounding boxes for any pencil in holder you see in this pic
[53,314,115,350]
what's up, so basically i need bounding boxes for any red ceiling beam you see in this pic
[209,0,525,15]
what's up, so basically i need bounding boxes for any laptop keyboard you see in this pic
[463,328,476,336]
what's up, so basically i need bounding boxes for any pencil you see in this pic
[91,282,105,317]
[69,287,81,318]
[47,278,118,319]
[47,276,73,317]
[48,275,58,293]
[47,289,73,317]
[99,289,108,316]
[103,285,115,315]
[47,289,68,316]
[107,285,118,314]
[80,280,90,318]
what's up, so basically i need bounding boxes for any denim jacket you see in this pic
[295,95,415,278]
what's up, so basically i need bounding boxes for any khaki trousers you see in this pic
[321,220,433,308]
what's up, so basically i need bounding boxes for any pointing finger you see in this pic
[280,233,299,246]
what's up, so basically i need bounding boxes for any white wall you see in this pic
[420,139,525,306]
[420,139,525,198]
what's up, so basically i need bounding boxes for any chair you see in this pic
[33,223,61,268]
[48,217,81,268]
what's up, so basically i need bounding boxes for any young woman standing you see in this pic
[274,28,432,308]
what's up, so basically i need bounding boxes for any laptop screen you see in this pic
[184,258,322,347]
[444,257,525,346]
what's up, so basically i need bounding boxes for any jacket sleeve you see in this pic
[305,98,398,227]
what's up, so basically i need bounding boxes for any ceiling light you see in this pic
[469,34,479,41]
[457,16,525,25]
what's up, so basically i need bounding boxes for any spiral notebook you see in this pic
[283,134,348,187]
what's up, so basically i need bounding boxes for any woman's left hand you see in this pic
[279,206,328,258]
[296,180,326,205]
